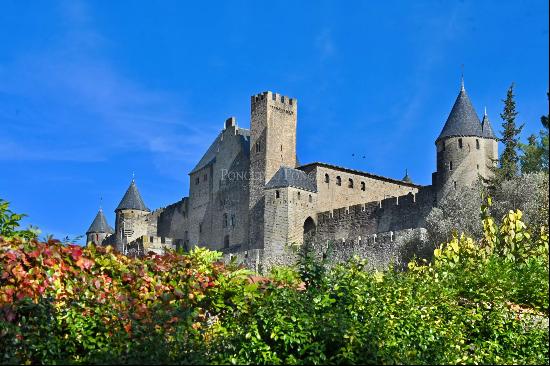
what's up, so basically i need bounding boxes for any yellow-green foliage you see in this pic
[1,198,548,364]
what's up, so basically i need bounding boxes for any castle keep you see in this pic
[86,82,497,271]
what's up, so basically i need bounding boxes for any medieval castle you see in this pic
[86,81,497,271]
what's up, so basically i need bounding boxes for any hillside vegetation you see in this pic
[0,197,548,365]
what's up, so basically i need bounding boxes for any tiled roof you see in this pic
[116,180,149,212]
[190,128,250,174]
[297,162,422,188]
[481,111,496,139]
[86,209,114,234]
[437,88,485,141]
[265,166,317,192]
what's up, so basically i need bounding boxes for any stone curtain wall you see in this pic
[304,164,420,214]
[308,228,430,270]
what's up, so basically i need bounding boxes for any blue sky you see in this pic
[1,1,548,243]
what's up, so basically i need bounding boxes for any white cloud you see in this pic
[0,0,215,171]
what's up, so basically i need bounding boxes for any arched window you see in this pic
[308,194,312,203]
[361,182,366,191]
[348,178,354,188]
[324,173,330,183]
[449,161,453,171]
[275,190,280,198]
[458,138,463,149]
[336,176,342,186]
[476,139,480,150]
[297,192,301,200]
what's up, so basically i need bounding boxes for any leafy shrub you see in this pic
[1,198,548,364]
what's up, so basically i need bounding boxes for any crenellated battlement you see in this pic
[251,91,296,107]
[317,187,434,224]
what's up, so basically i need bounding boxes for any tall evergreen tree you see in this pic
[496,83,524,180]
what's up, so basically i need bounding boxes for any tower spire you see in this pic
[460,64,465,91]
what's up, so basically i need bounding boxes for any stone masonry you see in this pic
[86,82,498,271]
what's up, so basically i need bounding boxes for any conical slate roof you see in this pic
[265,166,317,192]
[437,87,484,142]
[402,169,412,183]
[116,180,149,212]
[86,209,114,234]
[481,110,496,139]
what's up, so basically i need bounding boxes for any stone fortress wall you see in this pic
[87,83,497,272]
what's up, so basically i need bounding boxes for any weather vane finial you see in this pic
[460,64,465,91]
[99,196,103,211]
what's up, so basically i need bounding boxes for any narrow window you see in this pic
[309,195,312,203]
[150,236,153,242]
[224,235,229,248]
[324,173,330,183]
[449,161,453,171]
[442,142,446,151]
[199,223,202,233]
[458,138,463,149]
[281,95,285,103]
[161,237,165,244]
[275,190,280,198]
[203,173,208,182]
[231,214,235,228]
[223,213,228,228]
[476,139,480,150]
[336,176,342,186]
[297,192,301,200]
[477,164,479,170]
[195,177,200,185]
[272,93,276,101]
[454,181,457,189]
[361,182,366,191]
[348,178,354,188]
[280,144,283,151]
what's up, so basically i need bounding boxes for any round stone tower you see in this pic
[86,208,114,246]
[114,179,150,253]
[433,81,498,203]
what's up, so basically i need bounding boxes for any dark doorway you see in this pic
[303,217,316,243]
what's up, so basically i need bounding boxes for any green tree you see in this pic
[520,134,544,173]
[495,83,524,181]
[519,91,549,174]
[540,91,549,170]
[0,199,39,240]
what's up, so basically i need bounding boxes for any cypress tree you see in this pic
[497,83,524,180]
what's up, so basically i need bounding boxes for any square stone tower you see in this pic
[248,91,298,249]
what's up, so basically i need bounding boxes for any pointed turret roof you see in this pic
[437,84,485,142]
[86,209,114,234]
[116,180,149,212]
[402,169,412,183]
[481,107,496,139]
[265,166,317,192]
